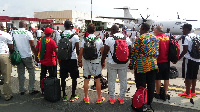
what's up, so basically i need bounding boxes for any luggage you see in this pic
[169,66,179,79]
[44,77,61,102]
[112,36,129,64]
[168,39,180,62]
[132,86,147,112]
[100,76,108,90]
[83,37,98,60]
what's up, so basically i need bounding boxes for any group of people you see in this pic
[0,19,199,112]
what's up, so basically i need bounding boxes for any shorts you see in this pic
[156,62,170,80]
[60,59,79,79]
[83,60,102,79]
[182,58,200,79]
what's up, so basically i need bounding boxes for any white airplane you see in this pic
[97,7,197,35]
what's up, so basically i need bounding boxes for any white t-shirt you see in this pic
[81,34,104,63]
[62,30,80,59]
[165,33,172,38]
[36,29,43,37]
[105,33,132,64]
[72,29,76,34]
[100,30,106,40]
[182,33,200,62]
[12,28,34,58]
[149,31,154,35]
[54,29,62,43]
[0,31,13,54]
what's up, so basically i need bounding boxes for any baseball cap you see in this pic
[64,20,73,27]
[44,27,53,34]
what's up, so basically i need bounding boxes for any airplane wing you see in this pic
[96,16,137,21]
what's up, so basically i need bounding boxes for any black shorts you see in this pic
[83,74,102,79]
[182,58,200,79]
[156,62,170,80]
[60,59,79,79]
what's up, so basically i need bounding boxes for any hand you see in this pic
[78,61,82,68]
[102,61,105,69]
[128,64,134,70]
[172,61,177,64]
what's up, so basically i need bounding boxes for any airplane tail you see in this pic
[114,7,137,18]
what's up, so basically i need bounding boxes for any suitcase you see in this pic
[44,77,61,102]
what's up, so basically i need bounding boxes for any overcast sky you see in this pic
[0,0,200,28]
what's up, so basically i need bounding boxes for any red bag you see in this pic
[132,86,147,111]
[112,36,129,64]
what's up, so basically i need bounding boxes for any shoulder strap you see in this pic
[92,37,98,42]
[69,33,75,39]
[113,36,119,40]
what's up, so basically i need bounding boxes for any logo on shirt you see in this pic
[13,31,28,34]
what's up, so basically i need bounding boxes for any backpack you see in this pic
[57,34,75,60]
[83,37,98,60]
[188,36,200,59]
[169,66,179,79]
[112,36,129,64]
[132,86,147,112]
[100,76,108,90]
[168,39,180,62]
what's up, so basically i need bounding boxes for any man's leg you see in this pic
[71,78,77,97]
[95,77,101,99]
[47,65,57,78]
[185,79,192,95]
[61,78,66,96]
[155,80,161,94]
[164,80,169,94]
[23,57,36,93]
[107,64,117,99]
[146,70,156,105]
[191,79,196,93]
[0,54,12,100]
[17,58,26,93]
[84,79,90,98]
[118,68,127,99]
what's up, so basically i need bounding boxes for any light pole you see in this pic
[91,0,92,23]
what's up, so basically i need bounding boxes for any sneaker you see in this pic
[178,92,191,99]
[118,97,124,104]
[70,94,79,102]
[84,97,89,104]
[110,98,115,104]
[29,90,39,95]
[62,95,67,101]
[191,93,196,97]
[96,96,105,104]
[147,105,154,112]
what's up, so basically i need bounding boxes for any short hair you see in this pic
[155,26,163,32]
[87,23,96,34]
[141,23,150,31]
[183,24,192,31]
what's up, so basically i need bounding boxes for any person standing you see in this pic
[149,26,154,35]
[79,23,105,104]
[0,22,13,101]
[129,27,138,46]
[129,23,159,111]
[12,21,39,95]
[35,26,43,41]
[36,27,58,93]
[54,26,62,44]
[165,28,174,40]
[122,27,129,37]
[177,24,200,99]
[154,26,170,100]
[60,20,80,102]
[101,24,132,104]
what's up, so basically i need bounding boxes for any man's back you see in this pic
[156,33,170,63]
[12,28,34,58]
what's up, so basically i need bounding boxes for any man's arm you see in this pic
[8,44,14,54]
[101,45,109,69]
[78,47,83,68]
[29,40,37,56]
[75,42,79,56]
[179,45,188,60]
[53,48,58,55]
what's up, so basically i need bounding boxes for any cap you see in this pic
[64,20,73,27]
[44,27,53,34]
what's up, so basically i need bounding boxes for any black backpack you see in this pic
[168,39,180,63]
[83,37,98,60]
[188,36,200,59]
[57,34,75,60]
[169,66,179,79]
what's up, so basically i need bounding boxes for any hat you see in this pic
[44,27,53,34]
[64,20,73,27]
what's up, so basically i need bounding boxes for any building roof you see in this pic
[34,10,73,19]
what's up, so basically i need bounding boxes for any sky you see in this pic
[0,0,200,28]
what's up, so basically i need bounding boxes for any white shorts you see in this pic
[83,60,102,78]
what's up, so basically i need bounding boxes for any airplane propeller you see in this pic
[138,14,151,27]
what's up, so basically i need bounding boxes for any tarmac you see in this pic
[0,31,200,112]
